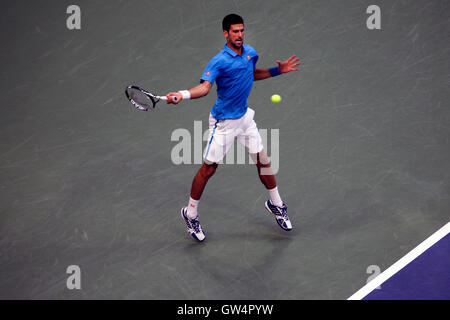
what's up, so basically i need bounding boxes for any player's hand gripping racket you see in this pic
[125,85,177,111]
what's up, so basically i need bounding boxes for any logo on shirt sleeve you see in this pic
[205,71,211,76]
[247,55,251,60]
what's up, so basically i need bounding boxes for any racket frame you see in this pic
[125,85,171,111]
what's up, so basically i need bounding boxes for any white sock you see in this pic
[186,197,199,220]
[268,187,283,207]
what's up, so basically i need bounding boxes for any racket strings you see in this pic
[126,87,157,110]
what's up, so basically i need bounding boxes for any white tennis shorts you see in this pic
[204,107,264,163]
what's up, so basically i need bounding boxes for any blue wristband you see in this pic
[269,67,281,77]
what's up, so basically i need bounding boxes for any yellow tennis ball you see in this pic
[271,94,281,103]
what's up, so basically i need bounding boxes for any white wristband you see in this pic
[178,90,191,100]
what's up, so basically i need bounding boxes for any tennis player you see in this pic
[167,14,300,242]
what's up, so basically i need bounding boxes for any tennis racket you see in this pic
[125,85,177,111]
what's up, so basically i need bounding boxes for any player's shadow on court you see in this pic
[180,230,295,298]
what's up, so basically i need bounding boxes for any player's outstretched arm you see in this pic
[166,81,212,104]
[254,55,301,81]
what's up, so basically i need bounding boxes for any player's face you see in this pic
[224,24,244,49]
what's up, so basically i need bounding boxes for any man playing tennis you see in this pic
[167,14,300,242]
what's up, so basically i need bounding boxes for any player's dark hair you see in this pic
[222,14,244,31]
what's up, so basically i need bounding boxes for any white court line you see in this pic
[348,221,450,300]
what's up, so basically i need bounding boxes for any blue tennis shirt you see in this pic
[201,43,259,120]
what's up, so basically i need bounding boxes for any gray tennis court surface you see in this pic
[0,0,449,299]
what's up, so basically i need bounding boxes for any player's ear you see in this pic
[223,30,228,38]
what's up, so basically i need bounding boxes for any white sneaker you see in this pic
[181,207,206,242]
[265,200,292,231]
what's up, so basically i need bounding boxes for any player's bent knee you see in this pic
[257,161,271,169]
[254,152,271,168]
[201,161,218,178]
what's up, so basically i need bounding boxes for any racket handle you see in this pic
[160,96,178,102]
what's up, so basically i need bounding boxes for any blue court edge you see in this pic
[364,233,450,300]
